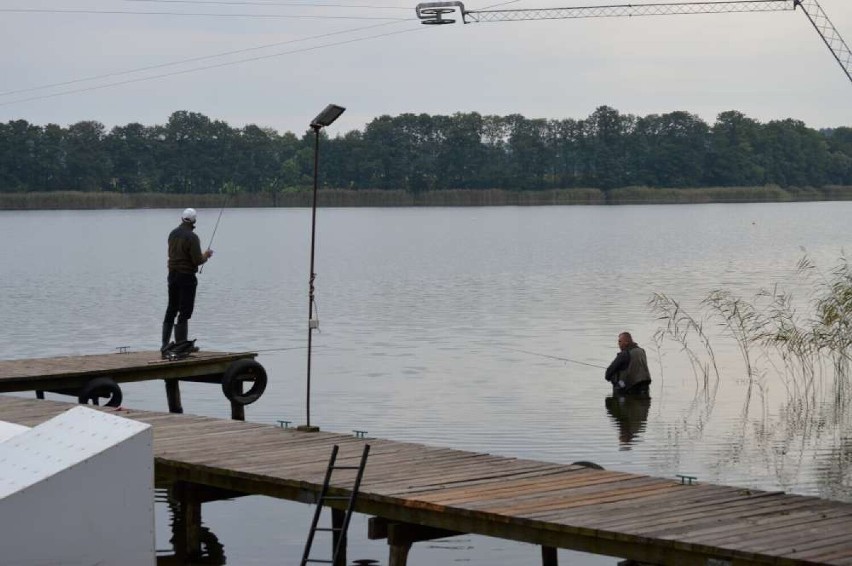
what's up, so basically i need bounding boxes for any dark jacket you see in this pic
[167,222,207,274]
[605,343,652,391]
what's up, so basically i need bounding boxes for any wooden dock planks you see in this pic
[0,350,256,392]
[1,395,850,565]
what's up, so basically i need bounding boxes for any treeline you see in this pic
[2,106,851,194]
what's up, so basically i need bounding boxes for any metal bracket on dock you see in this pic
[677,474,698,485]
[353,430,368,438]
[277,420,292,429]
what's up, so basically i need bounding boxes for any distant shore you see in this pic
[1,186,851,210]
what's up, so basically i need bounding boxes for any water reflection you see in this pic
[157,488,227,565]
[5,205,852,564]
[605,393,651,450]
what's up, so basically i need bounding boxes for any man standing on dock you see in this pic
[162,208,213,355]
[604,332,652,395]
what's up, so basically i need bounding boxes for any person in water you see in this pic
[162,208,213,355]
[604,331,652,395]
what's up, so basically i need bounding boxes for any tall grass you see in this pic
[651,255,852,410]
[3,185,852,209]
[0,189,606,210]
[607,185,851,205]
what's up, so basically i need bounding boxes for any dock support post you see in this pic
[171,481,202,560]
[332,508,347,566]
[542,545,558,565]
[369,518,463,566]
[165,380,183,414]
[389,542,412,566]
[230,400,245,421]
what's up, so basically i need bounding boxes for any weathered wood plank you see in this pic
[3,396,852,566]
[535,484,748,525]
[0,350,256,392]
[562,488,784,529]
[592,491,792,529]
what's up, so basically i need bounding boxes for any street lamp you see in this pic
[299,104,345,433]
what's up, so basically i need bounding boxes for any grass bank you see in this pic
[1,186,851,210]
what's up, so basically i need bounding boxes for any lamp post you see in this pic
[298,104,345,433]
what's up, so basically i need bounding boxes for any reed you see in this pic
[651,255,852,408]
[7,185,852,209]
[649,293,721,393]
[608,185,799,205]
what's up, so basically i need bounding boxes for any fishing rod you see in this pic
[199,193,230,274]
[240,345,320,354]
[499,346,606,369]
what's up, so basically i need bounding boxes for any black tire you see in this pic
[222,359,268,406]
[572,461,605,470]
[78,377,123,407]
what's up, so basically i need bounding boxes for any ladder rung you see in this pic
[331,465,360,470]
[315,527,342,532]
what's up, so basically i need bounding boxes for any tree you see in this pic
[232,125,280,193]
[706,111,764,186]
[760,119,828,187]
[824,128,852,185]
[64,121,111,191]
[549,118,584,188]
[435,113,487,190]
[505,115,551,190]
[361,115,414,190]
[157,111,233,193]
[0,120,42,191]
[35,124,67,191]
[581,106,636,189]
[633,111,709,187]
[106,123,156,193]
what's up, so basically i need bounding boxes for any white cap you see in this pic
[181,208,197,223]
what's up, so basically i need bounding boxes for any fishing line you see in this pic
[251,345,320,353]
[499,346,606,369]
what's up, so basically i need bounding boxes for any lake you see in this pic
[0,202,849,564]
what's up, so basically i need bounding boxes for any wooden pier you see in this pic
[2,396,852,566]
[0,350,265,420]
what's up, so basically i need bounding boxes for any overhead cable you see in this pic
[0,25,425,107]
[0,20,403,98]
[0,8,410,20]
[126,0,410,9]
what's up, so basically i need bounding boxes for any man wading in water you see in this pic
[161,208,213,357]
[604,332,652,395]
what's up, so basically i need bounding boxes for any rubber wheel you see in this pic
[572,461,605,470]
[78,377,123,407]
[222,359,268,406]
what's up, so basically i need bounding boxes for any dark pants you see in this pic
[164,271,198,324]
[614,380,651,396]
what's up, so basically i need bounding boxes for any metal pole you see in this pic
[306,125,321,429]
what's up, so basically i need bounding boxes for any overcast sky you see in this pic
[1,0,850,135]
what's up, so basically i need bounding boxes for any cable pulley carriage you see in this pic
[414,0,852,84]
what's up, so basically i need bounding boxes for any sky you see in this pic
[0,0,850,136]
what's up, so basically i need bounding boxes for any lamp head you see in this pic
[310,104,346,129]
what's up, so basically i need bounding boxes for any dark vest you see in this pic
[619,344,651,389]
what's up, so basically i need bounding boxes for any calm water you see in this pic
[1,203,850,564]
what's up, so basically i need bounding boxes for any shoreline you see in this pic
[1,186,851,209]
